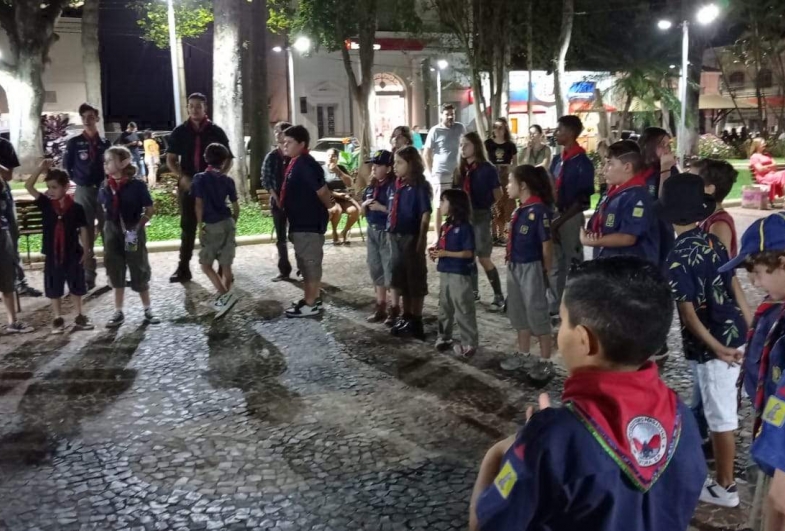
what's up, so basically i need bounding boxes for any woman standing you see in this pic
[455,132,505,311]
[485,119,518,245]
[518,125,553,169]
[391,125,415,154]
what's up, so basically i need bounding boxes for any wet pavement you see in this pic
[0,206,773,531]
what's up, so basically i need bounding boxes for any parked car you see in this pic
[311,137,358,166]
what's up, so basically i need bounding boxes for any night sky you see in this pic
[98,0,214,131]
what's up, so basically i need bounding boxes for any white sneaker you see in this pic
[699,480,739,508]
[214,291,238,319]
[500,352,529,372]
[286,300,321,318]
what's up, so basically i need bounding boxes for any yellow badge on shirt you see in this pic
[528,212,536,221]
[606,213,615,227]
[543,218,550,227]
[521,225,529,235]
[763,396,785,428]
[494,461,518,499]
[633,207,644,218]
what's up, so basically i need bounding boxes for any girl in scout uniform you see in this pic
[500,165,554,383]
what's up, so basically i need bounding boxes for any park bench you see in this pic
[14,198,43,265]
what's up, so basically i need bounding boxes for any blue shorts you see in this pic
[44,256,87,299]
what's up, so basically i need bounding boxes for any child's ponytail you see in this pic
[106,146,137,179]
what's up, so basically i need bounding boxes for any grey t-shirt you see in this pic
[424,122,466,182]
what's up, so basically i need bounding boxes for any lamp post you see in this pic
[658,4,720,166]
[277,37,311,125]
[166,0,182,124]
[436,59,448,109]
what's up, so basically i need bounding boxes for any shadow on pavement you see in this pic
[0,335,71,396]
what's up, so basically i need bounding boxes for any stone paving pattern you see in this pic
[0,207,772,530]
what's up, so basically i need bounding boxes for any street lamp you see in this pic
[285,37,311,125]
[436,60,448,109]
[166,0,182,124]
[659,3,720,166]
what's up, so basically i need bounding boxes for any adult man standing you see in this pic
[261,121,293,281]
[423,103,465,238]
[548,115,594,321]
[64,102,112,290]
[166,93,232,283]
[116,122,145,178]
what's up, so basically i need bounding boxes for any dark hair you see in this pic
[512,165,554,206]
[283,125,310,147]
[744,251,785,273]
[78,102,99,117]
[441,103,455,112]
[275,121,292,132]
[557,115,584,138]
[144,130,153,140]
[395,146,429,191]
[188,92,208,103]
[455,131,489,187]
[564,256,673,366]
[204,143,231,167]
[692,158,737,202]
[392,125,414,146]
[128,122,137,130]
[492,119,512,142]
[44,168,70,188]
[529,124,544,135]
[106,146,137,178]
[638,127,671,169]
[440,188,472,225]
[607,140,644,173]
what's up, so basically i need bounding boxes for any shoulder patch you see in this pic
[632,206,645,218]
[763,396,785,428]
[543,217,550,227]
[606,213,616,227]
[493,460,518,499]
[528,212,536,221]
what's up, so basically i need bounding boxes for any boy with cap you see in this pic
[469,256,706,531]
[656,173,749,508]
[582,140,659,264]
[719,213,785,530]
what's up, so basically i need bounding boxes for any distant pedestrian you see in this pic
[412,125,424,150]
[423,103,465,240]
[431,188,478,358]
[519,125,553,169]
[261,121,293,282]
[143,130,160,184]
[99,146,159,328]
[280,125,332,318]
[166,93,232,284]
[64,102,112,290]
[116,122,145,178]
[193,143,239,319]
[485,119,518,246]
[391,125,414,154]
[25,160,93,334]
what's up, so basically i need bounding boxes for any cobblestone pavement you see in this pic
[0,207,772,531]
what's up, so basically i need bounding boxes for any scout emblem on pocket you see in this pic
[79,151,89,161]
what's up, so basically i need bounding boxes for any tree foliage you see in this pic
[131,0,213,49]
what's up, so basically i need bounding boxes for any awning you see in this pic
[569,100,617,113]
[509,101,548,114]
[744,96,785,109]
[701,94,757,110]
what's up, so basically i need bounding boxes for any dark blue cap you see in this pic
[719,212,785,272]
[366,149,394,166]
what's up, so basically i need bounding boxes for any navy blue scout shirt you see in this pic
[550,148,595,213]
[588,176,660,264]
[191,170,238,224]
[64,132,111,187]
[283,153,328,234]
[167,120,232,177]
[99,179,153,226]
[362,178,394,228]
[744,302,783,398]
[387,180,432,235]
[667,228,748,363]
[436,221,475,275]
[34,194,86,259]
[508,200,552,264]
[751,314,785,477]
[0,180,11,230]
[460,161,500,211]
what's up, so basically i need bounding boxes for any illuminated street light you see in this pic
[272,46,283,53]
[293,37,311,53]
[437,59,449,70]
[657,20,673,30]
[697,4,720,25]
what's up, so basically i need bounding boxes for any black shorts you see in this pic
[44,256,87,299]
[390,233,428,298]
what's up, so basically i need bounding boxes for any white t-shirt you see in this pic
[424,122,466,183]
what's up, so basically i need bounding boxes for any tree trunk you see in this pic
[355,95,372,189]
[752,23,766,138]
[470,69,488,139]
[7,54,45,171]
[553,0,574,118]
[212,0,247,199]
[176,37,188,123]
[249,0,269,197]
[595,87,610,140]
[685,32,707,158]
[81,0,104,135]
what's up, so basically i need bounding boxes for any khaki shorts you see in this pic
[367,225,392,287]
[507,261,551,335]
[472,209,493,258]
[290,232,324,282]
[390,233,428,297]
[104,221,151,293]
[199,218,237,267]
[0,229,15,294]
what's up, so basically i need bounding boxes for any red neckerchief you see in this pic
[563,362,680,492]
[206,165,220,174]
[389,177,405,230]
[507,196,543,263]
[462,161,478,199]
[555,143,586,196]
[438,220,454,250]
[278,149,309,211]
[107,176,129,218]
[50,194,74,265]
[83,130,99,161]
[753,302,785,438]
[590,171,648,234]
[373,176,389,200]
[190,117,212,174]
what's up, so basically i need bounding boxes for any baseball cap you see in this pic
[719,212,785,272]
[366,149,394,166]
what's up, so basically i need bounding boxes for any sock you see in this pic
[486,267,503,298]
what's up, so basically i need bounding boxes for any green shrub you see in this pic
[768,140,785,158]
[698,134,735,160]
[151,188,180,217]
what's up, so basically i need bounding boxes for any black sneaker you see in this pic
[5,321,33,334]
[526,359,556,386]
[17,283,43,297]
[393,319,425,340]
[51,317,66,335]
[271,273,291,282]
[169,266,192,283]
[143,308,161,324]
[106,311,125,329]
[73,314,95,331]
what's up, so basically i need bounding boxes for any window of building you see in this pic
[758,69,773,88]
[729,71,745,86]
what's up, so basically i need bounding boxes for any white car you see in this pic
[311,137,357,166]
